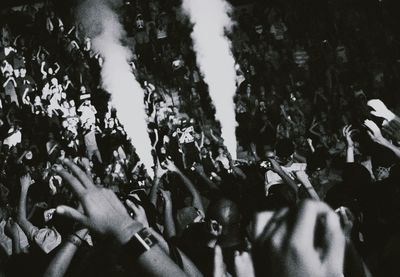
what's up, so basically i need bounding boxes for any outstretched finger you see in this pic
[214,245,226,277]
[323,211,345,269]
[63,159,95,189]
[53,165,86,197]
[291,201,332,247]
[56,205,89,227]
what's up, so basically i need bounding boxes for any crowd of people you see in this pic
[0,0,400,276]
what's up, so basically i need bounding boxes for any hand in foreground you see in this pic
[253,201,345,277]
[367,99,395,121]
[364,120,384,144]
[126,196,149,228]
[54,159,143,245]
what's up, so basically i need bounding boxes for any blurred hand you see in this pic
[335,206,355,239]
[342,125,357,147]
[213,245,228,277]
[364,120,384,144]
[367,99,395,121]
[253,201,345,277]
[4,218,20,239]
[234,251,255,277]
[54,159,143,245]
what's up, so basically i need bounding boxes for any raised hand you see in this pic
[20,173,33,190]
[364,119,384,144]
[253,201,345,277]
[342,125,357,147]
[234,251,255,277]
[54,159,143,245]
[163,158,179,173]
[367,99,395,121]
[213,245,228,277]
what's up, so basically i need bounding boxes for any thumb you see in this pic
[56,205,88,226]
[370,110,380,118]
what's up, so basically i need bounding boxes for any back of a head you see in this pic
[275,138,294,160]
[207,198,241,228]
[342,163,371,189]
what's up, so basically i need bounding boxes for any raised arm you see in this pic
[126,199,202,277]
[295,171,321,200]
[343,125,356,163]
[53,159,188,277]
[43,228,89,277]
[159,189,176,239]
[268,158,298,196]
[365,120,400,160]
[17,174,36,238]
[164,159,204,215]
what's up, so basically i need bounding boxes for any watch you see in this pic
[121,227,158,261]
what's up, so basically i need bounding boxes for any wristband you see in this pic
[121,228,158,262]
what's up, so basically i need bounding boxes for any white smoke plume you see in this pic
[76,0,154,173]
[182,0,238,159]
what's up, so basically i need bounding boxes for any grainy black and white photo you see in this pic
[0,0,398,276]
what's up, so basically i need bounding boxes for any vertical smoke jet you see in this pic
[76,0,154,172]
[182,0,238,159]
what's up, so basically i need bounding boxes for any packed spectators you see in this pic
[0,0,400,276]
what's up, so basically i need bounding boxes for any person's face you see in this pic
[48,68,54,75]
[218,147,225,155]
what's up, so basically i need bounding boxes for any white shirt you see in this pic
[265,163,307,195]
